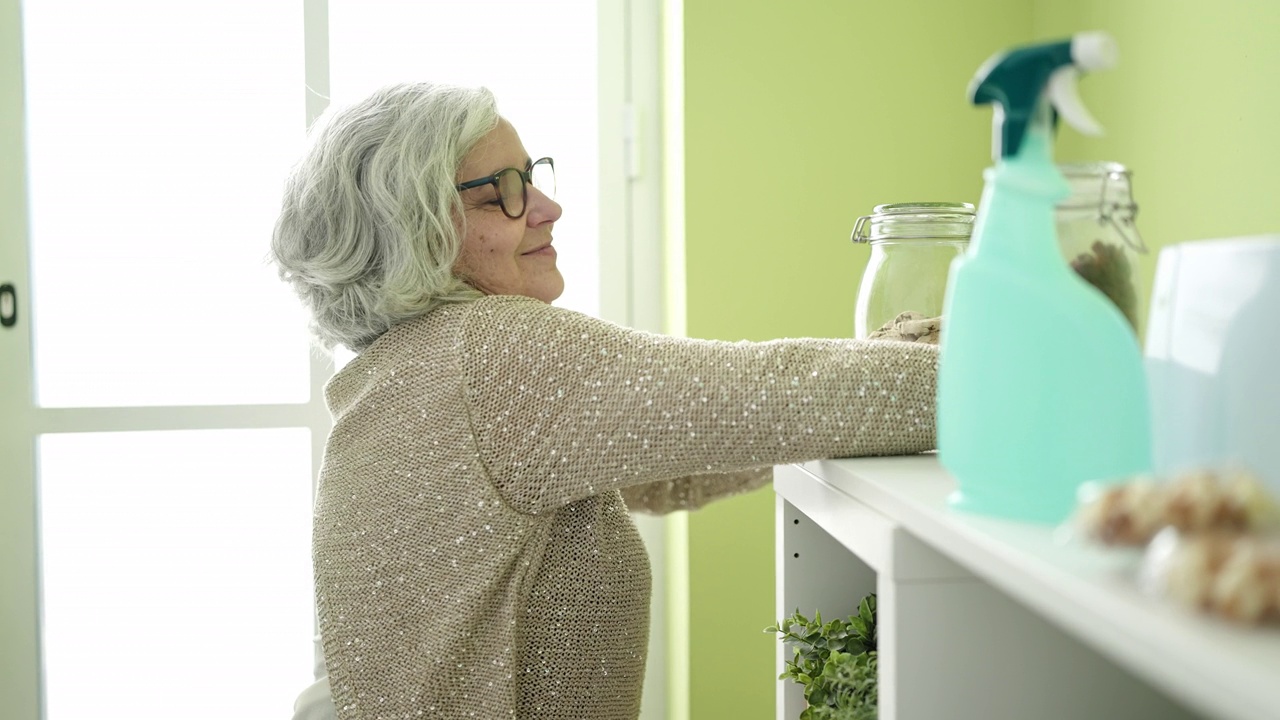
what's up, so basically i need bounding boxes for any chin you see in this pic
[533,273,565,303]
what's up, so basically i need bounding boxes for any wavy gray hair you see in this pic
[270,82,499,351]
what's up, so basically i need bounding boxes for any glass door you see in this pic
[3,1,330,717]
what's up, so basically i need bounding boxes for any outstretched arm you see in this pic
[462,296,937,516]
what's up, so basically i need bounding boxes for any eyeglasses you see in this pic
[456,157,556,219]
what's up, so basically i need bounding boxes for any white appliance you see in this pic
[1144,234,1280,495]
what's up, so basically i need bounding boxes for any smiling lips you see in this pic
[522,244,555,257]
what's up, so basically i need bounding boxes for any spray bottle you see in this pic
[938,32,1152,524]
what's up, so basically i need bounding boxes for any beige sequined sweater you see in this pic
[313,295,938,720]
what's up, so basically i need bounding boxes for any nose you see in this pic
[525,185,562,226]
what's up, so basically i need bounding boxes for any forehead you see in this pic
[459,118,527,178]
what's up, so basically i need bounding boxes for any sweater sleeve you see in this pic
[619,467,774,515]
[461,296,937,516]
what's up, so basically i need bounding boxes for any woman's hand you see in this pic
[868,311,941,344]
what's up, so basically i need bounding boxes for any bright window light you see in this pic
[21,0,313,408]
[38,429,314,720]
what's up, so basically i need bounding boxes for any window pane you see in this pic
[328,0,600,318]
[38,429,315,720]
[22,0,311,407]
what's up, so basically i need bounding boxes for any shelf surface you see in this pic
[788,455,1280,720]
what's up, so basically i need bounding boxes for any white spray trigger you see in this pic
[1048,66,1104,137]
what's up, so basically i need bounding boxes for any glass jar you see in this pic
[1056,162,1148,339]
[851,202,974,339]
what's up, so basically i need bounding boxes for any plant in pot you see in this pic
[766,594,878,720]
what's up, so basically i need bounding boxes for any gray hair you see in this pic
[270,82,499,351]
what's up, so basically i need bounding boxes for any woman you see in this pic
[272,82,937,720]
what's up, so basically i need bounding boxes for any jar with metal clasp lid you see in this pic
[850,202,975,340]
[1056,162,1149,339]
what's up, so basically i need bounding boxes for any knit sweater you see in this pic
[312,294,938,719]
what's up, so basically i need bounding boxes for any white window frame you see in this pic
[1,2,41,717]
[599,1,670,717]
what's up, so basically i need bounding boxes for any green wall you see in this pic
[679,0,1280,717]
[680,1,1029,717]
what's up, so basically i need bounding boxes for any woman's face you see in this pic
[454,119,564,302]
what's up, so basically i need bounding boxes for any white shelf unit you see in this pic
[774,456,1280,720]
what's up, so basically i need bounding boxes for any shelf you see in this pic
[776,455,1280,720]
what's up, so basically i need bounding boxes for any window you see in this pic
[3,1,661,718]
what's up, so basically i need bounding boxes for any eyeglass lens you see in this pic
[494,159,555,219]
[497,168,526,218]
[531,159,555,201]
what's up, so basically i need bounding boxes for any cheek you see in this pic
[457,227,516,280]
[465,222,503,253]
[459,227,490,261]
[472,231,514,262]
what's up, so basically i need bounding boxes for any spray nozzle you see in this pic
[970,32,1117,160]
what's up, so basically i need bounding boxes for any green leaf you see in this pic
[772,597,879,719]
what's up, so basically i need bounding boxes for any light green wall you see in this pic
[679,1,1280,717]
[680,1,1029,717]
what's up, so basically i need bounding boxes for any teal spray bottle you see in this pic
[938,32,1152,524]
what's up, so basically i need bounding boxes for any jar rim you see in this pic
[1058,161,1130,178]
[870,201,975,216]
[852,201,976,243]
[1058,161,1137,214]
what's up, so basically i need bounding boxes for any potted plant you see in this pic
[767,594,878,720]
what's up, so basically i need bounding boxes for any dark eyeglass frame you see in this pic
[456,156,555,220]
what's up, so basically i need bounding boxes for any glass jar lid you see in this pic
[1058,161,1134,210]
[851,202,976,244]
[1057,161,1146,253]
